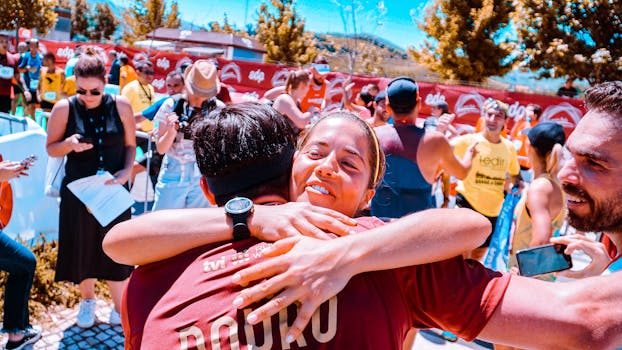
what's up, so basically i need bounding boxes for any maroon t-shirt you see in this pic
[0,52,17,96]
[122,217,511,349]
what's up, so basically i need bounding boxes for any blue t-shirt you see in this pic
[65,56,79,77]
[141,97,168,121]
[18,52,42,84]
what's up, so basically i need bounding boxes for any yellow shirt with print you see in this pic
[63,75,76,97]
[39,66,64,103]
[452,133,520,217]
[121,80,155,131]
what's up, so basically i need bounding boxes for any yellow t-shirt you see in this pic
[121,80,156,131]
[119,65,137,91]
[452,133,520,217]
[39,66,64,103]
[63,75,76,97]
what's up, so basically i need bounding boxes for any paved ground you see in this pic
[0,302,490,350]
[0,300,124,349]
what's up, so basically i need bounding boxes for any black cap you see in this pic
[528,121,566,156]
[387,77,418,114]
[374,91,387,103]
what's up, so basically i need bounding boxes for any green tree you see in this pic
[123,0,181,45]
[165,0,181,28]
[256,0,317,65]
[71,0,90,40]
[513,0,622,84]
[92,2,119,42]
[410,0,515,82]
[0,0,57,37]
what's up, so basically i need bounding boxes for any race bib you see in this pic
[29,79,39,90]
[0,66,14,80]
[44,91,57,102]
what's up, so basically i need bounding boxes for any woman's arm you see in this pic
[109,95,136,185]
[525,178,555,246]
[155,99,178,155]
[46,99,93,157]
[438,134,477,180]
[272,94,312,129]
[231,208,491,340]
[103,202,358,266]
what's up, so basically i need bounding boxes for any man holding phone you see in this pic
[549,81,622,277]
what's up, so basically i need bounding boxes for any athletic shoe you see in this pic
[441,330,458,342]
[5,325,42,350]
[76,299,97,328]
[109,308,122,325]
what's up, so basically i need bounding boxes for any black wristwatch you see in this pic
[224,197,254,241]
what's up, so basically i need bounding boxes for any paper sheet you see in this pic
[67,172,134,227]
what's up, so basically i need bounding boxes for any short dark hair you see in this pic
[527,103,542,119]
[136,60,153,72]
[119,54,129,65]
[434,102,450,114]
[166,70,184,83]
[192,102,296,205]
[584,81,622,119]
[43,52,56,63]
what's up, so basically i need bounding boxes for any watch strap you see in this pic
[232,222,251,241]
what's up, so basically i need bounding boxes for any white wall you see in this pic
[0,118,59,241]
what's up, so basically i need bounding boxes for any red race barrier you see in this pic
[35,39,586,132]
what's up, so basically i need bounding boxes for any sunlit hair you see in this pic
[74,47,106,82]
[585,81,622,119]
[482,98,509,118]
[545,144,564,175]
[284,69,310,94]
[297,111,385,189]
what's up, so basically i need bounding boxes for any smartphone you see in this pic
[20,155,37,169]
[516,244,572,277]
[78,136,93,144]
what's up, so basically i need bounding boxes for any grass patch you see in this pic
[0,235,111,323]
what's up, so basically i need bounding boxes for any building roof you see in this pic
[147,28,266,53]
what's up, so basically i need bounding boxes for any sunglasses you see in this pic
[141,70,155,75]
[76,88,102,96]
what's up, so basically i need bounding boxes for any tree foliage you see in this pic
[91,2,119,42]
[256,0,317,65]
[123,0,181,45]
[71,0,90,40]
[209,14,252,39]
[0,0,58,36]
[411,0,515,82]
[513,0,622,84]
[318,34,392,76]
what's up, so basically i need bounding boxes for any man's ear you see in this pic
[200,177,217,205]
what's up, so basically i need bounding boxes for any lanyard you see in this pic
[139,83,152,103]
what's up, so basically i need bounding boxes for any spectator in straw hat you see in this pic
[152,60,224,211]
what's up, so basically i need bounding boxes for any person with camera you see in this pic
[0,158,42,349]
[152,60,224,210]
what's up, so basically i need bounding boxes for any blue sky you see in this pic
[164,0,431,50]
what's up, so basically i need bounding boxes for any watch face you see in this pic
[225,197,253,214]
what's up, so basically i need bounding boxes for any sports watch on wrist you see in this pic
[224,197,254,241]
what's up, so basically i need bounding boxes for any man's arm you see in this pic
[231,208,491,340]
[478,274,622,349]
[103,202,358,266]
